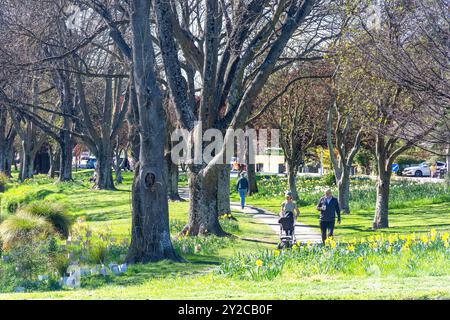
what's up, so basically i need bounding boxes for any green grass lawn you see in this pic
[0,172,449,299]
[245,197,450,240]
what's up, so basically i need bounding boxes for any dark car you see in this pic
[79,157,97,169]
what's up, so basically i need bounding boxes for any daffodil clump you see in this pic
[218,230,450,281]
[219,214,239,233]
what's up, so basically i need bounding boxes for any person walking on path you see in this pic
[236,171,249,209]
[280,191,300,220]
[316,189,341,243]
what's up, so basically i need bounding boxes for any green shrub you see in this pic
[52,253,71,277]
[86,241,109,264]
[24,201,72,238]
[396,155,425,166]
[0,212,53,249]
[321,171,336,187]
[0,238,63,292]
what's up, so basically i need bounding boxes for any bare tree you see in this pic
[345,0,446,228]
[325,63,364,214]
[252,66,330,200]
[154,0,340,235]
[73,60,129,190]
[125,0,179,262]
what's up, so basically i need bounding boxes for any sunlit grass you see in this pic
[0,172,449,299]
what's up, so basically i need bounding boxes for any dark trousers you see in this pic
[320,220,335,243]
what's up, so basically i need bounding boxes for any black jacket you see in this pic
[317,196,341,222]
[236,177,249,191]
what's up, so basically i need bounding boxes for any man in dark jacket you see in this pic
[316,189,341,243]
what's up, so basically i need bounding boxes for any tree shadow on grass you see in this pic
[239,237,278,245]
[34,189,56,200]
[72,211,131,222]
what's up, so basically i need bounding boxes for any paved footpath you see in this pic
[230,203,322,244]
[179,187,322,243]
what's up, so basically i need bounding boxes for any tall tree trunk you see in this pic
[217,164,231,215]
[245,133,258,194]
[286,161,299,201]
[95,145,114,190]
[48,146,60,179]
[20,141,34,181]
[5,147,13,177]
[114,147,123,185]
[126,0,178,263]
[182,166,228,236]
[247,164,258,195]
[446,145,450,191]
[373,168,391,229]
[337,168,350,214]
[58,131,73,182]
[0,147,8,175]
[165,151,182,201]
[127,76,140,165]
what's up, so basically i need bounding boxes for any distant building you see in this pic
[255,148,286,174]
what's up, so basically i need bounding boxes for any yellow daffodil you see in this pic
[357,256,363,263]
[420,235,428,244]
[441,232,449,242]
[347,245,355,252]
[274,250,280,257]
[255,259,263,267]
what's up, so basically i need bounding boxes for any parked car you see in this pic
[402,162,431,177]
[79,157,97,169]
[436,161,446,171]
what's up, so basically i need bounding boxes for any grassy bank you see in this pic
[0,172,449,299]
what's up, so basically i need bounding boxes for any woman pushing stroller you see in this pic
[277,191,300,249]
[280,191,300,220]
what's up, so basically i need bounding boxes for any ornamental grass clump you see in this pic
[0,212,53,249]
[23,201,72,238]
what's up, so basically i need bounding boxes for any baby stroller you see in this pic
[277,211,296,249]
